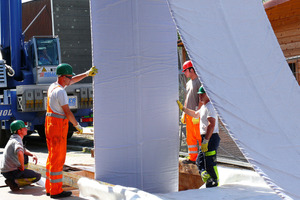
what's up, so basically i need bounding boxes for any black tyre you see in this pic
[67,126,75,139]
[0,129,10,148]
[35,125,46,138]
[35,125,74,139]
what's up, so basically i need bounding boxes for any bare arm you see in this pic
[17,151,25,171]
[183,107,200,118]
[198,101,203,110]
[24,149,38,165]
[69,66,98,85]
[205,117,216,140]
[61,104,78,127]
[69,73,88,85]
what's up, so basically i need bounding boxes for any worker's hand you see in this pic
[192,117,199,124]
[75,123,83,134]
[201,139,209,152]
[32,154,38,165]
[181,113,186,124]
[176,100,184,111]
[86,66,98,77]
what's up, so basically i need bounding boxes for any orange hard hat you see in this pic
[182,60,193,72]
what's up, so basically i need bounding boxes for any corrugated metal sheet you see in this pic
[53,0,92,82]
[22,0,52,41]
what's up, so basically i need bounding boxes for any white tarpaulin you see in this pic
[90,0,179,193]
[78,166,281,200]
[167,0,300,199]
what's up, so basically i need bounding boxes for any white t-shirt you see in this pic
[196,101,219,135]
[0,134,24,173]
[48,82,68,115]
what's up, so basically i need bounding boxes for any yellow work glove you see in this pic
[86,66,98,77]
[181,113,186,124]
[201,138,209,152]
[75,123,83,134]
[200,170,211,183]
[176,100,184,111]
[192,117,199,124]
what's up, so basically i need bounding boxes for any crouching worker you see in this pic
[0,120,41,191]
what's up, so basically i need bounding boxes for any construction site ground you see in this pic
[0,129,95,199]
[0,126,253,199]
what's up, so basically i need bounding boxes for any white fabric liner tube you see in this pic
[90,0,179,193]
[167,0,300,199]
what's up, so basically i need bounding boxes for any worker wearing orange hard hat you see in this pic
[45,63,98,198]
[180,60,202,164]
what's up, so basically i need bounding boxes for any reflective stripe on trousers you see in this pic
[196,133,220,181]
[46,169,63,183]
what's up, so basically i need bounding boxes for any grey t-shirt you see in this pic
[185,78,201,110]
[0,134,24,173]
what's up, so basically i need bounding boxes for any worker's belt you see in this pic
[46,112,67,119]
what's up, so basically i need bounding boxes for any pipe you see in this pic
[9,0,22,79]
[1,0,10,49]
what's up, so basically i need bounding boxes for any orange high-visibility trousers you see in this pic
[45,85,69,196]
[186,115,201,161]
[45,115,68,195]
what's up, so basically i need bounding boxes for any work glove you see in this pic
[192,117,199,124]
[200,170,212,183]
[86,66,98,77]
[201,138,209,152]
[181,113,186,124]
[176,100,184,111]
[75,123,83,134]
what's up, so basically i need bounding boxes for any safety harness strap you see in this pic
[46,112,67,119]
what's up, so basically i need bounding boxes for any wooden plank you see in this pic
[179,158,204,191]
[266,0,300,17]
[282,48,300,58]
[271,16,300,30]
[277,35,300,45]
[280,41,300,51]
[275,27,300,39]
[265,0,300,31]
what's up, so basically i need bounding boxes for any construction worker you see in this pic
[177,86,220,187]
[181,60,201,164]
[0,120,41,191]
[45,63,98,198]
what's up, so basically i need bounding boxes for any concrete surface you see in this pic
[0,129,94,199]
[0,174,87,200]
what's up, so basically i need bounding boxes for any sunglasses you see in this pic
[183,67,192,72]
[64,75,72,80]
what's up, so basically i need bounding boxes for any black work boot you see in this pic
[50,191,72,199]
[206,178,218,188]
[5,179,20,191]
